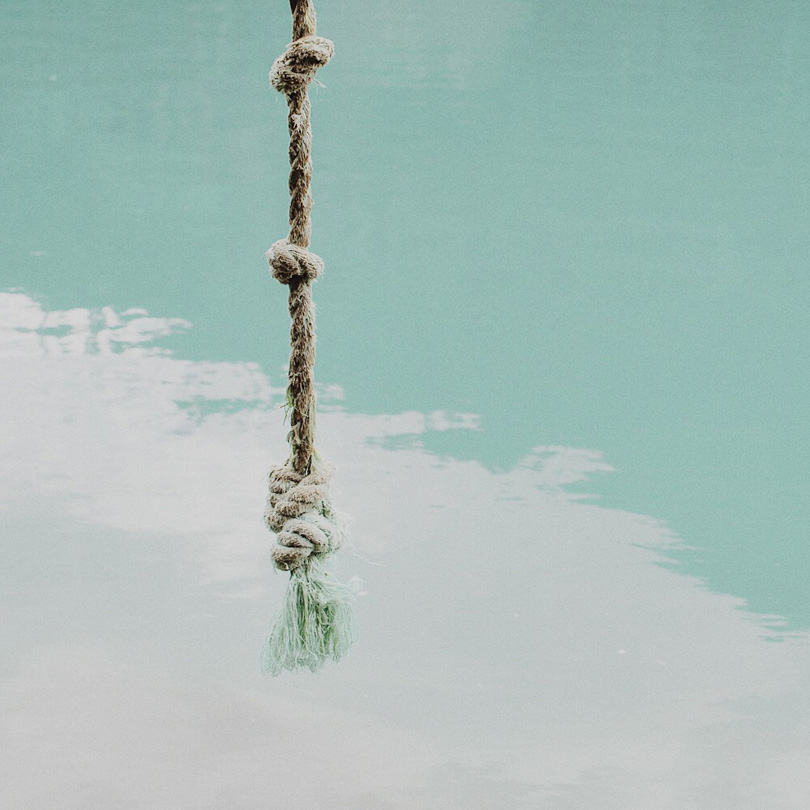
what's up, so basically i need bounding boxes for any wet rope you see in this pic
[261,0,355,675]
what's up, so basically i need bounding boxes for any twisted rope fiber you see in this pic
[262,0,355,675]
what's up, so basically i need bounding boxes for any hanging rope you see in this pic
[261,0,356,675]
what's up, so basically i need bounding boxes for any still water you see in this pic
[2,0,809,807]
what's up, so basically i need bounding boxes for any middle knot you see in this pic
[267,239,324,284]
[269,35,334,95]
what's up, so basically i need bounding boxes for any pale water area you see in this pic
[2,1,810,807]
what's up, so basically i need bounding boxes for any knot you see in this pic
[267,239,324,284]
[270,35,334,95]
[264,464,341,572]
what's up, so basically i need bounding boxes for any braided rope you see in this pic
[265,0,336,574]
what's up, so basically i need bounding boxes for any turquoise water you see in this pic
[2,1,810,806]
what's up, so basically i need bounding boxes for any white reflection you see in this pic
[1,292,809,809]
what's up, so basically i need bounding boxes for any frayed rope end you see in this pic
[262,557,358,676]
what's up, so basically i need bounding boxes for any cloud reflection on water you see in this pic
[1,291,809,809]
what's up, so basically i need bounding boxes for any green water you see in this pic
[2,1,810,806]
[5,0,808,628]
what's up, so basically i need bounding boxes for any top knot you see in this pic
[270,35,334,95]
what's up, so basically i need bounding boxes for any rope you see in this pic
[266,2,333,477]
[262,0,354,674]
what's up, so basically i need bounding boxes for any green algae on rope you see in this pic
[262,558,357,676]
[261,0,356,675]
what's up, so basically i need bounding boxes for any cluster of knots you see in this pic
[264,466,340,572]
[264,8,336,577]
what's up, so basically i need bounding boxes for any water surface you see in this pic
[2,1,810,807]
